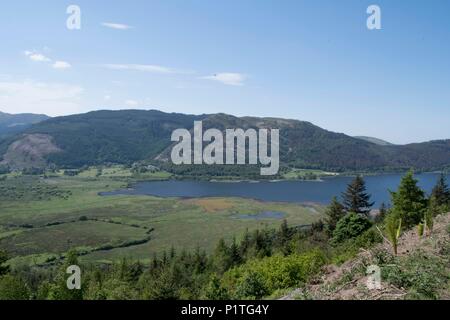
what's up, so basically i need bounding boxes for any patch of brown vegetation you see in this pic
[1,134,61,169]
[186,198,234,213]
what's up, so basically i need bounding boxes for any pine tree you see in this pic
[213,238,232,274]
[46,249,83,300]
[431,173,450,206]
[325,197,346,234]
[390,170,427,228]
[229,237,242,266]
[341,176,374,216]
[276,220,292,255]
[193,246,208,274]
[239,229,251,257]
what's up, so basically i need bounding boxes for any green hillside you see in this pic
[0,109,449,173]
[0,111,49,137]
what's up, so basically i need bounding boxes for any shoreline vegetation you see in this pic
[0,169,448,300]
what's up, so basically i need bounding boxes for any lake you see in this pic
[100,173,449,207]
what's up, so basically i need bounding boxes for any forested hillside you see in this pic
[0,109,449,173]
[0,112,49,137]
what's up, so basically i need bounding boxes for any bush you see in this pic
[235,271,268,299]
[332,228,382,264]
[0,275,30,300]
[331,213,372,244]
[222,250,326,298]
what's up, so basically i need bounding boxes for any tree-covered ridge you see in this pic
[0,109,449,173]
[0,111,49,138]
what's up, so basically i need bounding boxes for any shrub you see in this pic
[332,228,382,264]
[235,271,268,299]
[222,250,326,298]
[0,275,30,300]
[331,213,372,244]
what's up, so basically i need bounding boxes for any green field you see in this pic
[282,168,338,180]
[0,168,324,266]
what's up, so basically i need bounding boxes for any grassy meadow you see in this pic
[0,166,324,267]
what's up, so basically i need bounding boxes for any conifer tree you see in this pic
[213,238,232,274]
[342,176,374,216]
[390,170,427,228]
[325,197,346,234]
[229,237,242,266]
[431,173,450,206]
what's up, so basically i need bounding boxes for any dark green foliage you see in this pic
[390,170,428,228]
[203,273,229,300]
[276,220,293,255]
[0,250,9,275]
[0,275,30,300]
[235,270,268,299]
[331,213,373,244]
[222,250,326,298]
[63,170,80,177]
[431,173,450,206]
[341,176,374,216]
[213,239,233,275]
[21,167,45,175]
[12,110,205,168]
[325,197,346,234]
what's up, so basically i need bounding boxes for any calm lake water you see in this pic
[100,173,450,206]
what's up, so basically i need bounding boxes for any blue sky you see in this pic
[0,0,449,144]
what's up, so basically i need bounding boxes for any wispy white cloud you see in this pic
[0,80,84,116]
[102,64,191,75]
[52,61,72,70]
[202,73,246,86]
[24,50,72,71]
[101,22,133,30]
[24,51,51,62]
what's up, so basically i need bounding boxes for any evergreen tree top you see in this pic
[341,175,374,216]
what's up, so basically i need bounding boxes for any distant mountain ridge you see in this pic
[0,111,50,137]
[0,109,449,173]
[354,136,394,146]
